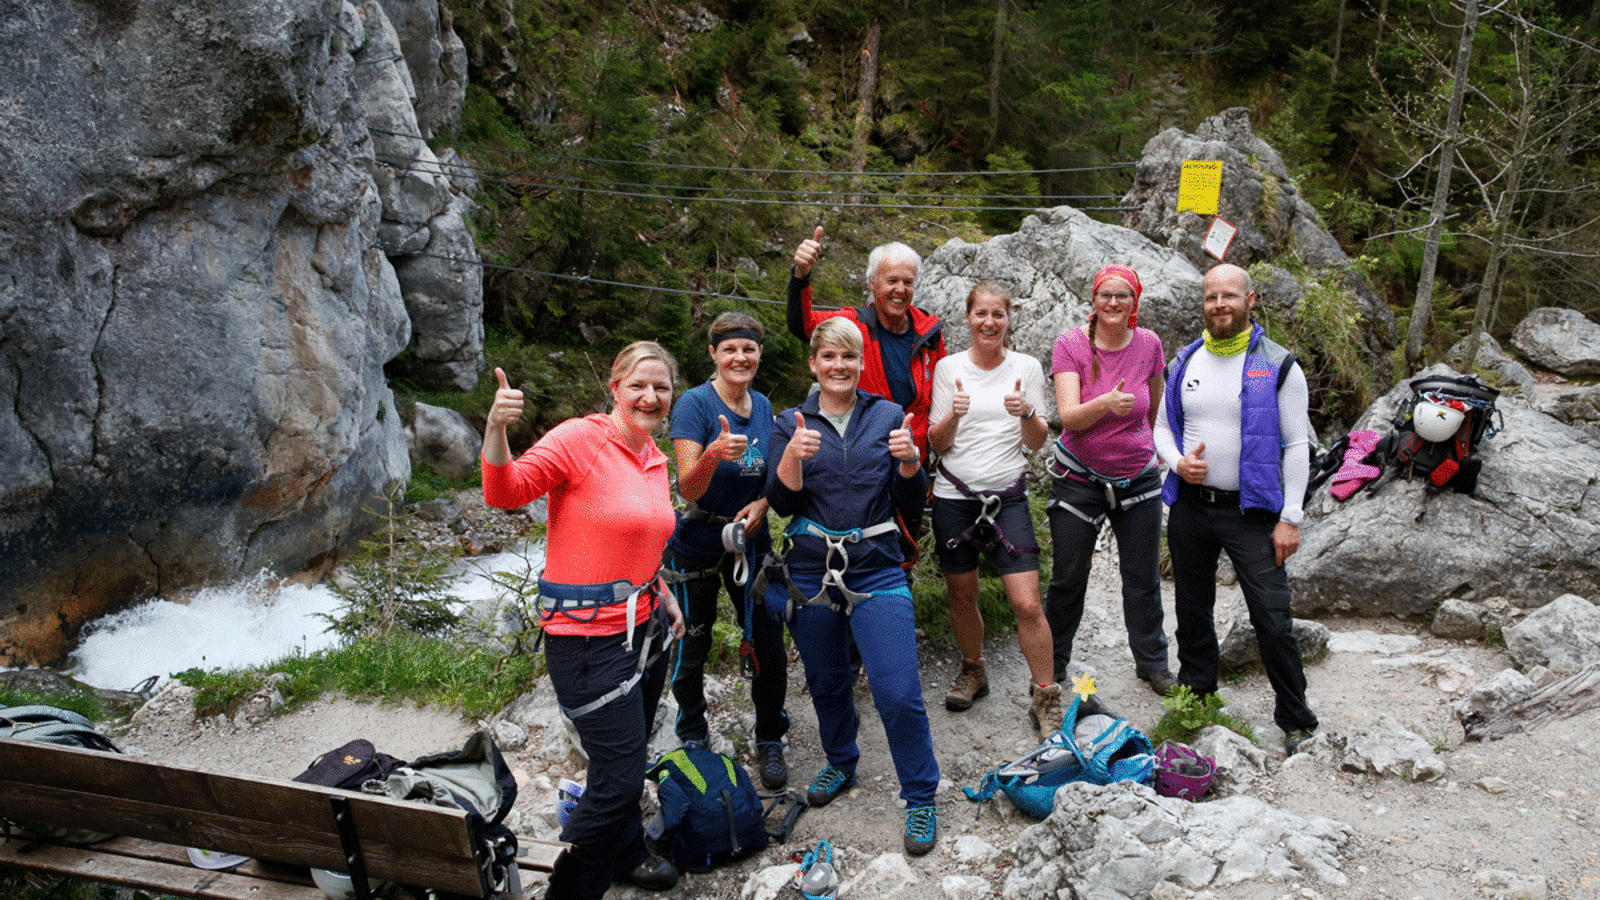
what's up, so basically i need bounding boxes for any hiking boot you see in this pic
[903,804,938,856]
[1285,727,1317,756]
[618,852,679,891]
[804,765,856,808]
[1029,682,1064,739]
[1136,667,1178,696]
[756,740,788,791]
[681,738,707,752]
[944,658,989,711]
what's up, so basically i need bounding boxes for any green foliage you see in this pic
[0,872,168,900]
[172,633,539,721]
[1252,260,1375,429]
[0,685,105,721]
[323,489,462,640]
[1147,685,1256,747]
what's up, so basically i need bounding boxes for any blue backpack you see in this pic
[964,694,1154,820]
[645,747,769,871]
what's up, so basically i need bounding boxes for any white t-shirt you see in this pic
[929,349,1049,499]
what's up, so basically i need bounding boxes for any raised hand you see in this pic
[889,413,919,463]
[1177,441,1208,484]
[793,226,825,278]
[786,410,822,461]
[1104,378,1134,417]
[1003,377,1032,418]
[950,378,971,418]
[487,367,525,431]
[707,414,749,462]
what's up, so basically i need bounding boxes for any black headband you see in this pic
[712,327,764,348]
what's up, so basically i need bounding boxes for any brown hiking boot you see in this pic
[1029,682,1064,739]
[944,658,989,711]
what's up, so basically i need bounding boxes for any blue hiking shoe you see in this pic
[804,765,856,808]
[903,804,938,856]
[756,740,788,791]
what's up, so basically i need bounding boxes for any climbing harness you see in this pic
[1047,444,1161,524]
[537,577,676,719]
[935,463,1038,556]
[788,517,899,615]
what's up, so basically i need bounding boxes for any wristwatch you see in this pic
[1020,406,1037,420]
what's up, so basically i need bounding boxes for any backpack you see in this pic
[0,705,122,844]
[1377,374,1502,494]
[645,746,768,872]
[963,694,1154,820]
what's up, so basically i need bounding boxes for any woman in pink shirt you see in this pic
[1046,265,1174,697]
[482,342,686,898]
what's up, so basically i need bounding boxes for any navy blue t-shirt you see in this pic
[876,325,917,410]
[668,382,774,559]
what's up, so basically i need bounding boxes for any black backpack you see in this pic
[1374,374,1502,495]
[0,705,122,844]
[645,746,768,872]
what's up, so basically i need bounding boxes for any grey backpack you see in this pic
[1,705,121,843]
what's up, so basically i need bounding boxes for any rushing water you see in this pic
[65,542,546,692]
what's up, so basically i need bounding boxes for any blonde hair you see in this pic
[609,341,678,386]
[810,317,863,355]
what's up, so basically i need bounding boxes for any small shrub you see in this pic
[1147,684,1257,747]
[0,685,105,721]
[323,488,463,640]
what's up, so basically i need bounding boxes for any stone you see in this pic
[1430,598,1485,640]
[1337,714,1448,781]
[1503,593,1600,674]
[940,875,992,899]
[950,835,999,864]
[1294,366,1600,619]
[1510,307,1600,376]
[1119,108,1396,388]
[1445,333,1537,399]
[1191,726,1268,796]
[490,718,528,752]
[917,206,1205,397]
[842,853,918,898]
[1473,869,1550,900]
[1456,668,1537,722]
[408,402,482,481]
[742,864,802,900]
[388,200,486,391]
[1539,383,1600,449]
[1215,588,1331,673]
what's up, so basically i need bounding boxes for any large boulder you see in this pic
[917,207,1205,381]
[1510,307,1600,376]
[0,0,475,665]
[1292,366,1600,618]
[1121,107,1396,391]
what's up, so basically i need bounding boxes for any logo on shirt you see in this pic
[1246,369,1271,378]
[1184,376,1201,393]
[739,439,764,475]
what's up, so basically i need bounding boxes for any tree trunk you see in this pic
[1405,0,1479,373]
[1331,0,1347,85]
[986,0,1007,156]
[850,22,882,197]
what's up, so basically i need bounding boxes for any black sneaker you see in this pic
[1285,727,1317,756]
[756,740,788,791]
[903,804,938,856]
[804,764,856,808]
[618,852,679,891]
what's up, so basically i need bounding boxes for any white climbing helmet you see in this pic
[1413,399,1465,443]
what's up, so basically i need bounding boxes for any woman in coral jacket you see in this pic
[481,342,686,899]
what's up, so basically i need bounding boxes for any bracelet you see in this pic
[1020,406,1037,420]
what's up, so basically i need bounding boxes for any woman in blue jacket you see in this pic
[766,317,940,857]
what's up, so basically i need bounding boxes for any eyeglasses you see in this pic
[1094,291,1133,303]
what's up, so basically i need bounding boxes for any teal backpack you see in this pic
[964,694,1155,820]
[1,705,122,843]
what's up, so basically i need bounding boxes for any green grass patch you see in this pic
[0,685,106,721]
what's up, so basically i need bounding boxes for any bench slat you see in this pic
[0,741,485,896]
[0,839,324,900]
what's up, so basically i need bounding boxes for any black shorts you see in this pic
[930,494,1039,576]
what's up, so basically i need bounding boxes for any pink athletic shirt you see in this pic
[482,414,675,637]
[1051,327,1166,478]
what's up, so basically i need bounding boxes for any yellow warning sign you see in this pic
[1177,160,1223,216]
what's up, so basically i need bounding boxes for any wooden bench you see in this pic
[0,739,566,899]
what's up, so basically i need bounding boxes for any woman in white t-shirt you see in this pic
[926,281,1058,739]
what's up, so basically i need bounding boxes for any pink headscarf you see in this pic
[1092,264,1143,329]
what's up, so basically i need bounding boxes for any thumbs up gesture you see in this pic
[793,226,825,277]
[1104,379,1134,417]
[786,410,822,462]
[707,414,749,462]
[1003,377,1033,418]
[487,367,525,430]
[1177,441,1208,484]
[950,378,971,418]
[889,413,920,464]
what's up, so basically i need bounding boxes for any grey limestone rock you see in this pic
[1430,598,1485,640]
[1510,307,1600,376]
[1293,366,1600,619]
[408,401,482,481]
[1503,593,1600,674]
[1336,713,1448,781]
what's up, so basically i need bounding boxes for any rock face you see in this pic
[1510,307,1600,376]
[1293,365,1600,618]
[917,207,1205,378]
[0,0,480,665]
[1121,107,1397,390]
